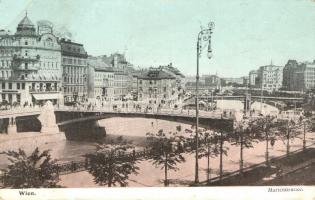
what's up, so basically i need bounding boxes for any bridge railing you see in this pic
[56,105,229,120]
[0,107,41,117]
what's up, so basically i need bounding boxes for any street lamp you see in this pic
[195,21,215,183]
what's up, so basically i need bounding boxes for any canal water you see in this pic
[0,117,194,168]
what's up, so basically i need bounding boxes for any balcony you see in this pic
[29,88,60,93]
[13,54,40,62]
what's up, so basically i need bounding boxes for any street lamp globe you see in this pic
[208,22,215,30]
[207,50,213,59]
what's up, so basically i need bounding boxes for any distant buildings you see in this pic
[249,70,258,86]
[204,75,221,90]
[256,64,283,92]
[185,74,221,95]
[283,60,315,92]
[282,60,299,91]
[221,77,244,85]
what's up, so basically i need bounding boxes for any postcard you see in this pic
[0,0,315,199]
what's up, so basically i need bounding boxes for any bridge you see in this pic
[0,106,234,138]
[185,95,304,103]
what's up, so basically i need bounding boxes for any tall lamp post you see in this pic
[195,21,215,183]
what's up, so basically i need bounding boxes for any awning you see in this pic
[32,93,60,100]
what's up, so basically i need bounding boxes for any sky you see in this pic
[0,0,315,77]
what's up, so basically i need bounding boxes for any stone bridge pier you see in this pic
[59,120,106,140]
[7,117,17,134]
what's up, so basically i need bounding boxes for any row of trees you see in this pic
[1,115,312,188]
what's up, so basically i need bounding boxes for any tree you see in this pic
[199,130,222,184]
[249,115,278,166]
[85,144,139,187]
[276,119,299,156]
[232,117,258,175]
[218,131,229,181]
[146,129,185,186]
[2,148,59,188]
[300,116,312,150]
[185,127,224,184]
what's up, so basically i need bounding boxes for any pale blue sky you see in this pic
[1,0,315,77]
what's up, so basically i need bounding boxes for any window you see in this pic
[17,94,21,103]
[25,63,28,69]
[22,83,25,90]
[25,41,28,45]
[8,83,12,89]
[1,82,5,89]
[17,83,20,89]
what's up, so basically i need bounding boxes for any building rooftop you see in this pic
[137,70,176,80]
[18,14,35,29]
[15,14,37,36]
[95,67,114,72]
[60,39,88,58]
[114,70,128,75]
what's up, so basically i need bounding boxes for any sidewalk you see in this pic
[59,131,315,187]
[196,147,315,186]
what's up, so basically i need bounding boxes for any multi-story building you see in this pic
[157,63,185,91]
[241,76,249,86]
[249,70,258,86]
[87,57,115,102]
[114,70,128,100]
[221,77,244,86]
[204,74,221,90]
[282,60,299,91]
[283,60,315,92]
[294,61,315,92]
[95,67,115,101]
[136,69,178,107]
[0,14,62,105]
[184,81,210,95]
[256,64,283,92]
[60,39,88,103]
[100,53,132,71]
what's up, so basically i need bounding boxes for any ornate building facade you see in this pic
[0,14,62,105]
